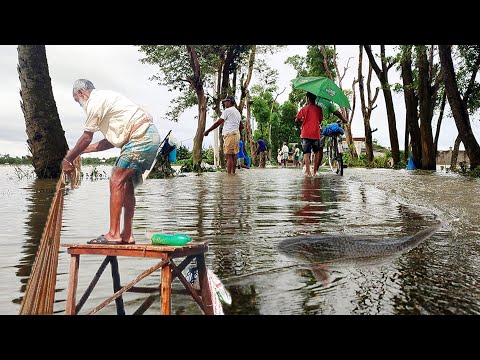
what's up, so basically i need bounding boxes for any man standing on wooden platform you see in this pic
[62,79,161,245]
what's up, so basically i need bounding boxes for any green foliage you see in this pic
[306,45,336,81]
[0,154,31,165]
[251,92,273,135]
[202,146,215,165]
[286,45,337,107]
[149,155,175,179]
[81,157,117,165]
[271,101,300,152]
[456,45,480,113]
[176,145,191,161]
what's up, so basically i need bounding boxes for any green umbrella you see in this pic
[291,76,351,109]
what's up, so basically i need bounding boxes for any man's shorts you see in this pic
[223,129,240,155]
[115,124,161,187]
[302,138,320,154]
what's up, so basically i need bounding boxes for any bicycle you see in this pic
[322,121,344,176]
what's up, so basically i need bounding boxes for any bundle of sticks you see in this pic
[19,157,81,315]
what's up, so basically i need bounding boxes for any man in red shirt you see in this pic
[295,92,323,177]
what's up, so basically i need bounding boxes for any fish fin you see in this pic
[310,264,330,285]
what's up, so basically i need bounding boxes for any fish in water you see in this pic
[277,222,445,283]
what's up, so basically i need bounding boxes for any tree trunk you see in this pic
[358,46,373,162]
[364,45,400,166]
[358,46,376,163]
[416,46,437,170]
[439,45,480,169]
[400,45,421,168]
[17,45,68,178]
[346,77,359,159]
[186,45,208,170]
[434,91,447,153]
[245,93,255,158]
[450,134,461,169]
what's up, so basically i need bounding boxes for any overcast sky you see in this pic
[1,45,476,158]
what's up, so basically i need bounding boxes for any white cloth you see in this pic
[83,89,151,147]
[220,106,241,136]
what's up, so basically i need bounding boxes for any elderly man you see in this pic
[204,95,243,174]
[62,79,160,244]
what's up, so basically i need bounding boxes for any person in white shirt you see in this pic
[282,142,289,167]
[204,95,244,174]
[61,79,161,245]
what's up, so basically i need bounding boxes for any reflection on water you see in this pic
[1,165,479,315]
[14,179,57,304]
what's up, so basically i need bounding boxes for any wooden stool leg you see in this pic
[161,261,172,315]
[66,254,80,315]
[109,256,125,315]
[196,254,214,315]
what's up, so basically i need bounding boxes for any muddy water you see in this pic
[1,165,479,315]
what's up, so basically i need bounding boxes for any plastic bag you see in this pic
[185,266,232,315]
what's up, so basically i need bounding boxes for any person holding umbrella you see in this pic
[294,91,323,177]
[291,75,351,175]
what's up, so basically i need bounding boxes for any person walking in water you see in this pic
[281,142,289,167]
[253,137,268,168]
[294,92,323,177]
[62,79,161,244]
[204,95,243,174]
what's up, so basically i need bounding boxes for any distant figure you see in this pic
[293,144,300,167]
[282,142,289,167]
[204,95,243,174]
[253,137,268,168]
[61,79,161,245]
[277,149,282,166]
[237,139,249,169]
[295,92,323,177]
[244,154,251,169]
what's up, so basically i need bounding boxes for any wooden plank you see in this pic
[196,254,214,315]
[128,286,160,293]
[132,294,158,315]
[62,242,208,253]
[160,262,172,315]
[65,254,80,315]
[63,246,208,259]
[76,256,110,314]
[170,261,205,313]
[109,256,125,316]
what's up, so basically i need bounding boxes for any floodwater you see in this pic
[1,164,479,315]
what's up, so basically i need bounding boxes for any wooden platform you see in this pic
[61,241,213,315]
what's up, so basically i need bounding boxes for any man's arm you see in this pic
[64,130,94,163]
[83,138,114,154]
[204,118,224,136]
[333,110,347,123]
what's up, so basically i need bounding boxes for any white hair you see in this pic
[73,79,95,94]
